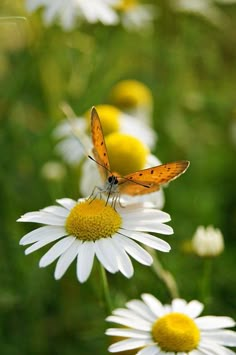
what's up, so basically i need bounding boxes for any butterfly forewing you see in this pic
[91,107,110,181]
[118,161,190,196]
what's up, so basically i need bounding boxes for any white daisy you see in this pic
[25,0,119,30]
[106,294,236,354]
[54,104,157,165]
[192,225,224,257]
[172,0,227,26]
[17,198,172,283]
[80,134,165,209]
[115,0,155,31]
[110,79,154,125]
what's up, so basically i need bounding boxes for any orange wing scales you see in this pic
[91,107,110,181]
[118,161,190,196]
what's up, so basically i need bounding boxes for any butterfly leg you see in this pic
[87,185,103,204]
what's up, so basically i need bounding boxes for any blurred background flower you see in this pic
[53,104,157,165]
[109,79,154,124]
[192,225,224,257]
[25,0,120,30]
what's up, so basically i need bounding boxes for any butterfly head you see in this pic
[104,174,119,194]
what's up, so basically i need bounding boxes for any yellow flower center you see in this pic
[152,313,200,352]
[110,80,153,108]
[115,0,137,11]
[65,200,122,241]
[105,132,149,176]
[85,105,120,136]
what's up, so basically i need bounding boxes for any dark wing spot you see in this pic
[151,170,154,174]
[104,153,106,156]
[101,141,104,146]
[139,173,143,176]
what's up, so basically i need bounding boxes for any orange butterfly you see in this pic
[89,107,189,197]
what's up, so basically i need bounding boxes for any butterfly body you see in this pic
[90,107,190,197]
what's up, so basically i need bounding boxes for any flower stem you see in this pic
[146,247,179,298]
[100,264,113,313]
[200,258,212,305]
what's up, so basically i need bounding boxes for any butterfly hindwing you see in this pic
[118,161,190,195]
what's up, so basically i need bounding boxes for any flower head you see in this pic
[18,198,172,283]
[192,225,224,257]
[25,0,119,30]
[54,104,157,165]
[106,294,236,354]
[115,0,155,31]
[110,80,153,124]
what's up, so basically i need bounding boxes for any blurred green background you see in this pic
[1,1,236,354]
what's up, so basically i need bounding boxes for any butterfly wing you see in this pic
[91,107,110,181]
[118,161,190,196]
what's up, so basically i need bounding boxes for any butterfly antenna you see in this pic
[88,155,113,174]
[59,101,91,157]
[118,175,150,189]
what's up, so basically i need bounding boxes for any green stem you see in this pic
[200,258,212,305]
[146,247,179,299]
[100,264,113,313]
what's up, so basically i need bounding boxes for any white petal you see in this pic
[189,350,205,355]
[54,239,81,279]
[199,340,236,355]
[39,236,75,267]
[201,329,236,346]
[111,237,134,278]
[196,316,235,330]
[106,315,151,331]
[184,300,204,318]
[115,234,152,266]
[24,233,67,255]
[20,226,66,245]
[108,338,152,353]
[126,299,156,322]
[122,230,171,252]
[18,211,65,225]
[171,298,187,313]
[94,238,119,273]
[141,294,165,318]
[122,222,173,235]
[121,209,170,223]
[41,205,69,217]
[76,241,95,283]
[113,308,148,322]
[105,328,151,339]
[56,198,76,210]
[137,345,161,355]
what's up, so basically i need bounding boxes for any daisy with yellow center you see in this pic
[80,132,165,209]
[54,104,157,165]
[106,294,236,354]
[17,198,172,283]
[114,0,155,31]
[110,80,153,124]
